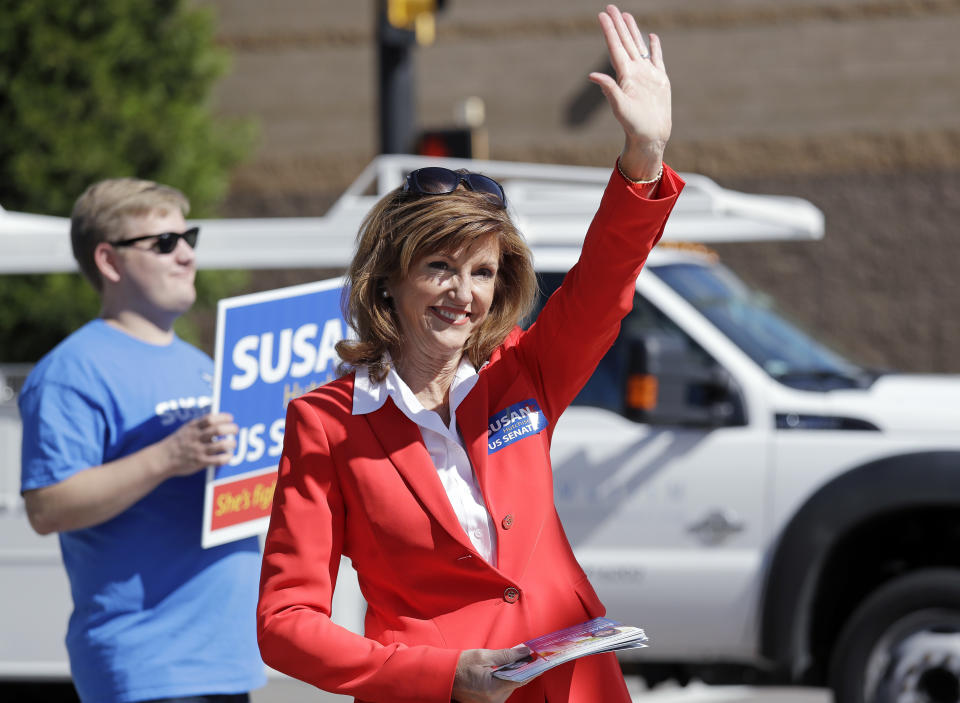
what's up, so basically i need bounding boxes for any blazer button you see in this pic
[504,587,520,603]
[501,514,514,530]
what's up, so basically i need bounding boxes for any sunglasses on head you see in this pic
[111,227,200,254]
[403,167,507,209]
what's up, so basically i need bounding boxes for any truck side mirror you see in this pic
[624,332,745,428]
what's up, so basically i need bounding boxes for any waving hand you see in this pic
[589,5,672,182]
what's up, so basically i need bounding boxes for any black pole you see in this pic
[377,2,417,154]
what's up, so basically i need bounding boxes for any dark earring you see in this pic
[381,289,390,300]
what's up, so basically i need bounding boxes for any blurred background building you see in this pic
[196,0,960,374]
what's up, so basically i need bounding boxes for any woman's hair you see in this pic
[336,183,537,381]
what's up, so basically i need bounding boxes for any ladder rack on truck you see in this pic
[0,154,822,275]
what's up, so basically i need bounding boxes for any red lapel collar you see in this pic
[363,397,477,555]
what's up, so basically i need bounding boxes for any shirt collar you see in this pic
[353,355,480,426]
[352,363,388,415]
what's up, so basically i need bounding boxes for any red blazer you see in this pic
[258,165,684,703]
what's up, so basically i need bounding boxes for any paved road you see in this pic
[253,675,832,702]
[629,680,830,703]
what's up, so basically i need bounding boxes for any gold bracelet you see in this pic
[616,159,663,185]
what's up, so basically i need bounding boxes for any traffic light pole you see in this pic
[377,6,417,155]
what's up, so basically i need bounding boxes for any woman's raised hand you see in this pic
[589,4,672,181]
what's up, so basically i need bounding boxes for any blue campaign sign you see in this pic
[203,277,348,547]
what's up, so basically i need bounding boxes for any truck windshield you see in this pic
[650,262,874,390]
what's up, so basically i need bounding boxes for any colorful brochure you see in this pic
[492,617,648,683]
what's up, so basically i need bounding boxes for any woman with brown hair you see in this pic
[257,6,683,702]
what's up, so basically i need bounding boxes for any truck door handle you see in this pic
[687,510,745,546]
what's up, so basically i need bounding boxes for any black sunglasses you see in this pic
[111,227,200,254]
[403,167,506,209]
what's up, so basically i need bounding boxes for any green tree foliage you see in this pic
[0,0,255,361]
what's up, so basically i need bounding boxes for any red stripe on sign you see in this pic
[210,472,278,531]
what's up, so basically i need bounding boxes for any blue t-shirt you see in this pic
[20,320,266,703]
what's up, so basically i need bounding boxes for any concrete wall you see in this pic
[198,0,960,372]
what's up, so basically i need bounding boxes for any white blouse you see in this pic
[352,359,498,565]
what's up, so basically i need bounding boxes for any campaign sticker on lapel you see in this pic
[487,399,549,454]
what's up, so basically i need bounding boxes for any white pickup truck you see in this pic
[3,156,958,703]
[543,242,960,703]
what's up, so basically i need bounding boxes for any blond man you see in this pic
[19,179,265,703]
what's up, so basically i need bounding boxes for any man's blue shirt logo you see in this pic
[487,399,548,454]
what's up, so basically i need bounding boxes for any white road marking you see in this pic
[629,681,832,703]
[634,683,755,702]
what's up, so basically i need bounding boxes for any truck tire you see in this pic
[829,568,960,703]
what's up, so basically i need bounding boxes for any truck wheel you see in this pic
[829,569,960,703]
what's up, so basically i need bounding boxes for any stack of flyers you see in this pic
[492,617,648,683]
